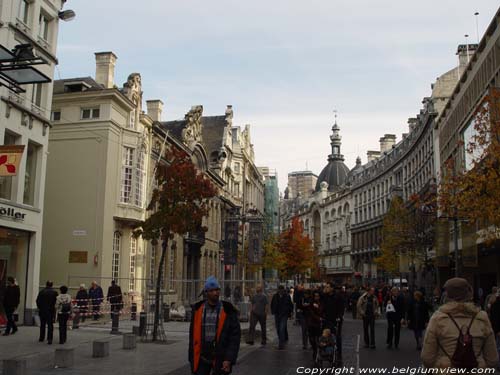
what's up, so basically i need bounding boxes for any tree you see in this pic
[261,234,287,278]
[277,217,316,281]
[439,90,500,242]
[135,146,217,341]
[375,196,410,276]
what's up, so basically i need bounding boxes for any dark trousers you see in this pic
[387,319,401,347]
[92,303,100,320]
[40,313,54,342]
[413,329,423,347]
[296,311,308,347]
[275,315,288,348]
[351,305,357,319]
[58,314,69,344]
[247,312,267,344]
[193,361,226,375]
[363,316,375,346]
[308,326,321,358]
[4,308,17,334]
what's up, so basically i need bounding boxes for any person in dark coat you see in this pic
[489,291,500,352]
[293,284,308,349]
[36,281,58,344]
[385,287,406,349]
[303,290,324,361]
[271,285,293,350]
[107,280,123,314]
[349,287,361,320]
[75,284,89,323]
[2,276,20,336]
[189,276,240,375]
[321,282,345,360]
[88,281,104,320]
[407,290,430,350]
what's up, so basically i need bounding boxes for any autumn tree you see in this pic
[439,90,500,242]
[375,196,410,276]
[135,146,217,341]
[277,217,316,281]
[261,234,287,278]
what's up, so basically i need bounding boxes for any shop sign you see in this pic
[0,206,26,221]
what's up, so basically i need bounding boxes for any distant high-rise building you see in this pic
[287,171,318,199]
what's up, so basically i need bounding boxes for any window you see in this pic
[51,111,61,121]
[32,84,43,107]
[120,147,134,203]
[134,148,146,207]
[23,142,39,206]
[128,109,136,129]
[169,244,176,292]
[150,245,157,285]
[81,107,100,120]
[19,0,29,24]
[129,237,137,292]
[0,132,19,200]
[38,12,50,41]
[112,232,121,282]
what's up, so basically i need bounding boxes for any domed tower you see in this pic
[314,112,350,193]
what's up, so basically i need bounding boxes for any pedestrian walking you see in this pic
[303,290,323,361]
[407,291,429,350]
[357,287,379,349]
[293,284,308,349]
[88,281,103,320]
[36,281,58,344]
[349,287,361,320]
[385,287,405,349]
[246,285,268,346]
[2,276,20,336]
[75,284,89,322]
[188,276,240,375]
[271,285,293,350]
[107,280,123,313]
[488,291,500,364]
[485,287,498,315]
[322,282,345,360]
[55,285,72,344]
[421,278,498,370]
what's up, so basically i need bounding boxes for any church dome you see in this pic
[314,115,350,193]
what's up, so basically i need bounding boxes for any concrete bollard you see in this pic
[3,358,27,375]
[54,348,75,368]
[123,333,137,350]
[92,339,110,358]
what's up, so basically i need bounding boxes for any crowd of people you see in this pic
[0,278,123,345]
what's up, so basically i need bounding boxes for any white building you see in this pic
[0,0,70,324]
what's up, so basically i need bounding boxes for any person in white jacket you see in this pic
[55,286,73,344]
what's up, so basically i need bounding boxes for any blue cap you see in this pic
[204,276,220,291]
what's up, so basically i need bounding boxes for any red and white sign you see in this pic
[0,145,25,177]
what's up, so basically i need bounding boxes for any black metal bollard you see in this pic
[163,303,170,322]
[139,312,147,336]
[110,310,121,334]
[131,303,137,321]
[72,308,80,329]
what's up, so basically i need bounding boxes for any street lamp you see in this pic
[0,43,51,94]
[58,9,76,22]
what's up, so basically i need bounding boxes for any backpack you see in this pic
[439,313,478,370]
[61,301,72,314]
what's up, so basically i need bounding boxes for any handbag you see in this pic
[386,302,395,313]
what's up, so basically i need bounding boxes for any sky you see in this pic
[56,1,500,191]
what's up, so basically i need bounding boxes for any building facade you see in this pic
[0,0,69,323]
[41,52,152,308]
[286,171,317,199]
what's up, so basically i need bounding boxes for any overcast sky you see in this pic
[56,1,499,190]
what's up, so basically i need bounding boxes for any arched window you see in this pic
[129,236,137,291]
[112,232,121,282]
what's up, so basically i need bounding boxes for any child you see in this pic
[319,328,335,355]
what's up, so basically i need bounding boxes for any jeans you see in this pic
[296,311,308,347]
[248,312,267,344]
[363,316,375,346]
[275,315,288,348]
[39,313,54,343]
[387,319,401,347]
[4,308,17,334]
[58,314,69,344]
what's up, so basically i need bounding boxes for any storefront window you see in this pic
[0,132,19,201]
[0,227,30,323]
[23,142,39,206]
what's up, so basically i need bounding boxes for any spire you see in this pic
[329,110,344,162]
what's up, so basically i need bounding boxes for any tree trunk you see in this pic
[153,238,168,341]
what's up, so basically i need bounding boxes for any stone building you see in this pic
[42,52,152,307]
[0,0,70,323]
[286,170,317,199]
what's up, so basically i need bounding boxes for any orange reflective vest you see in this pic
[192,303,227,373]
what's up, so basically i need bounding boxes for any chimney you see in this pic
[367,150,381,162]
[380,134,396,153]
[146,100,164,122]
[95,52,117,89]
[457,44,478,72]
